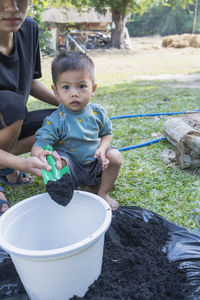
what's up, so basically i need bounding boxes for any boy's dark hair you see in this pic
[51,51,95,85]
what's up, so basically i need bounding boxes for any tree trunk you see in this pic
[110,10,126,48]
[163,114,200,168]
[163,117,198,146]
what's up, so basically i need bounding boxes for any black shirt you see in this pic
[0,17,41,127]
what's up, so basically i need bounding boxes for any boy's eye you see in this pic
[79,84,87,89]
[63,85,69,90]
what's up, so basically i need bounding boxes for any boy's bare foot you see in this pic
[98,192,119,211]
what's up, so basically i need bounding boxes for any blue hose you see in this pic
[110,109,200,120]
[118,137,166,151]
[112,109,200,151]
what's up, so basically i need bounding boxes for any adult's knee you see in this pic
[0,120,23,151]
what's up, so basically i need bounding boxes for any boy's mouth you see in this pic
[71,100,80,106]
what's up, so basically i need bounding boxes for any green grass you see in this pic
[95,82,200,228]
[5,54,200,230]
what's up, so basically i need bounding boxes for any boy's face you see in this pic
[0,0,30,34]
[52,70,97,112]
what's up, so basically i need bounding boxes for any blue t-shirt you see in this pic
[34,103,112,164]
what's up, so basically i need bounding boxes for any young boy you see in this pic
[31,51,122,210]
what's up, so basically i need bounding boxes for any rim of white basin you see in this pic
[0,191,112,260]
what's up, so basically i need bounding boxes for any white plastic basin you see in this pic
[0,191,112,300]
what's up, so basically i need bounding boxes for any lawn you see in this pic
[5,37,200,229]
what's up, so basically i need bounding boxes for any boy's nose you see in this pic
[70,88,79,97]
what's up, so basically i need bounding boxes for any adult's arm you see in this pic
[30,79,60,107]
[0,149,52,177]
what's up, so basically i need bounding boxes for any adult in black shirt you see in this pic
[0,0,61,214]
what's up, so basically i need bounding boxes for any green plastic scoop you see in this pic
[41,145,70,184]
[41,145,74,206]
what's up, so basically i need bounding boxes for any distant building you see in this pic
[42,7,112,49]
[42,7,111,31]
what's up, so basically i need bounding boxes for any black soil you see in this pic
[46,173,74,206]
[71,210,191,300]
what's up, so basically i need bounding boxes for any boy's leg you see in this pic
[97,149,122,210]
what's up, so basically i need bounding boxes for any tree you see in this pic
[192,0,198,33]
[28,0,48,26]
[127,3,195,36]
[28,0,53,53]
[89,0,153,48]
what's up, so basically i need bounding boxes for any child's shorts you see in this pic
[57,147,115,187]
[57,151,101,187]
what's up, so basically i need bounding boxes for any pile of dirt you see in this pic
[71,210,191,300]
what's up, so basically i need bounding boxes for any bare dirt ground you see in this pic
[42,36,200,88]
[87,36,200,88]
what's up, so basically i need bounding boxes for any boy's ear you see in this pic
[51,84,61,103]
[51,84,57,96]
[92,83,97,96]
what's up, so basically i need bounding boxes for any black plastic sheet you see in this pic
[119,207,200,300]
[0,206,200,299]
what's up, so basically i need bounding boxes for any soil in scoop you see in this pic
[71,210,191,300]
[46,173,74,206]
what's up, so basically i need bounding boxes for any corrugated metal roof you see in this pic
[42,7,112,24]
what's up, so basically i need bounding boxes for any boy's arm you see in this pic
[97,135,112,151]
[30,79,60,106]
[94,135,112,171]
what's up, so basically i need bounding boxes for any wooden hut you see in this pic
[41,7,112,49]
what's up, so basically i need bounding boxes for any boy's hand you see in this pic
[38,150,62,170]
[94,148,109,171]
[52,151,63,170]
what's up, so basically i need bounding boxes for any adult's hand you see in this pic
[23,156,52,177]
[25,151,62,177]
[31,145,63,173]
